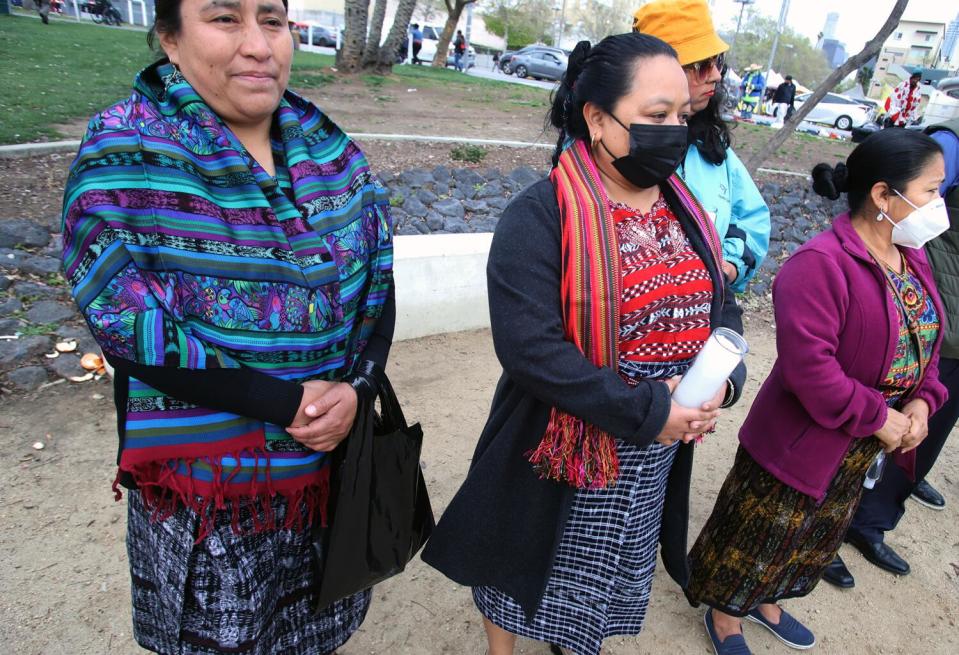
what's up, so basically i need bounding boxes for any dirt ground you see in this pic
[1,315,958,655]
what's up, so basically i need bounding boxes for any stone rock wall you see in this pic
[0,166,842,391]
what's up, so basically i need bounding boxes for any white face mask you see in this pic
[878,190,950,249]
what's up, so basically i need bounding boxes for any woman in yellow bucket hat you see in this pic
[634,0,770,296]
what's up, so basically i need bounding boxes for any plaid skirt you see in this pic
[126,490,371,655]
[474,440,679,655]
[685,438,881,616]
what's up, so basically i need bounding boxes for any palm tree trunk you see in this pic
[362,0,389,66]
[338,0,371,73]
[377,0,419,72]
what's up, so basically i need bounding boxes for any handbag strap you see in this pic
[375,368,410,432]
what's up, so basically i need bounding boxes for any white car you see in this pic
[792,92,874,131]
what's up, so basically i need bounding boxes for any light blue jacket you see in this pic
[680,144,770,293]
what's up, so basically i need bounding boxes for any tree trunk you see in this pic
[377,0,420,72]
[743,0,909,174]
[433,0,475,68]
[338,0,371,73]
[362,0,389,67]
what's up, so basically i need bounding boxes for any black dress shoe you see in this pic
[911,479,946,510]
[845,532,910,575]
[822,554,855,588]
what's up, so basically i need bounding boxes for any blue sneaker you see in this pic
[704,609,752,655]
[745,607,816,649]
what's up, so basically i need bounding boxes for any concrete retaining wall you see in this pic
[393,234,493,341]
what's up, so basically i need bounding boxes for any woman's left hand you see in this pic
[900,399,930,453]
[684,383,728,441]
[286,382,358,452]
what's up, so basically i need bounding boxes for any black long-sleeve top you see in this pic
[422,179,746,621]
[108,286,395,481]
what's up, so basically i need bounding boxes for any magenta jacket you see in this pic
[739,212,949,500]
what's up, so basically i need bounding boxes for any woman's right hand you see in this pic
[655,377,722,446]
[874,408,911,453]
[290,380,337,428]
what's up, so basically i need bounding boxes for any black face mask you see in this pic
[599,114,688,188]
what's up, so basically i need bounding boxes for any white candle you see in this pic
[672,328,748,408]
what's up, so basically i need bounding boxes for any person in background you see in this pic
[885,71,923,128]
[686,128,948,655]
[633,0,770,293]
[773,74,796,124]
[738,64,764,120]
[492,50,501,72]
[824,119,959,589]
[423,32,746,655]
[36,0,51,24]
[453,29,468,72]
[410,23,424,65]
[61,1,396,652]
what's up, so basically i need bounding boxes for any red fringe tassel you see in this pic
[527,407,620,489]
[111,451,330,543]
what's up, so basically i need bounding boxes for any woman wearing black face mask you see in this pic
[421,34,746,655]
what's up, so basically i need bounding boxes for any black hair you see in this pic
[686,84,731,165]
[547,33,677,167]
[148,0,290,51]
[811,129,943,213]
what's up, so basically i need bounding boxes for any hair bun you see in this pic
[811,162,843,200]
[831,163,849,194]
[565,40,592,88]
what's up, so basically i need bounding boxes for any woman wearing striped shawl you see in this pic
[61,1,393,653]
[422,34,746,655]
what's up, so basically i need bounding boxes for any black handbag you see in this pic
[314,368,434,610]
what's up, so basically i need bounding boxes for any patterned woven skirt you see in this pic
[126,490,371,655]
[685,438,881,616]
[474,441,679,655]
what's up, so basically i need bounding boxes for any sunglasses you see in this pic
[685,53,726,79]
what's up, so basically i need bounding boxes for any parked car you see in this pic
[792,92,874,131]
[500,45,565,75]
[510,50,568,81]
[298,24,336,47]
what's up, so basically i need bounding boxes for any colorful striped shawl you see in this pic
[528,139,722,488]
[62,61,393,534]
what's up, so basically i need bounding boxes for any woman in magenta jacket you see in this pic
[685,128,949,655]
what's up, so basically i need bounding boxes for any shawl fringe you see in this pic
[113,452,330,542]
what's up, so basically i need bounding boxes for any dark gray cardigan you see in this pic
[421,178,746,622]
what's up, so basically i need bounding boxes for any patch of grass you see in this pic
[45,273,66,287]
[362,74,388,89]
[374,95,395,103]
[288,71,336,88]
[0,16,155,143]
[389,194,404,207]
[451,144,488,164]
[18,322,59,336]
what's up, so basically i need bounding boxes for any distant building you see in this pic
[869,19,946,97]
[288,0,346,29]
[944,12,959,66]
[818,12,839,47]
[821,38,848,69]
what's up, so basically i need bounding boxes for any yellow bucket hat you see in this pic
[632,0,729,66]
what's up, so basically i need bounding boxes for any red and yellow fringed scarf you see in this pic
[528,139,723,489]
